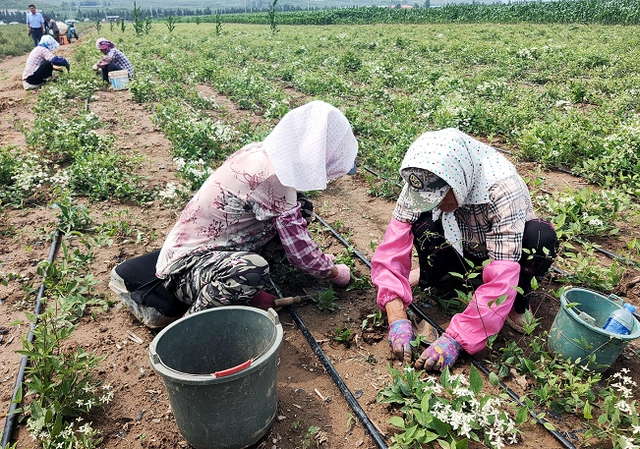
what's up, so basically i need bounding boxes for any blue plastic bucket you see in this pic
[547,288,640,372]
[149,306,283,449]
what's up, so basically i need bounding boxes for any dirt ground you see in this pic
[1,39,640,449]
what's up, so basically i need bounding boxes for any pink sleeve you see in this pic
[371,218,414,310]
[446,260,520,354]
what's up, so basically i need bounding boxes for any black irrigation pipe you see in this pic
[268,279,388,449]
[1,230,62,449]
[313,212,578,449]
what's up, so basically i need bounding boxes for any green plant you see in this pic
[53,196,93,236]
[109,20,114,32]
[361,309,384,330]
[378,365,520,448]
[268,0,279,34]
[38,239,107,319]
[144,16,153,34]
[120,18,126,32]
[334,325,352,344]
[14,310,113,449]
[166,15,177,33]
[558,244,624,292]
[535,187,628,240]
[132,1,144,36]
[95,19,101,33]
[311,286,338,311]
[215,12,223,36]
[583,368,640,449]
[302,425,320,449]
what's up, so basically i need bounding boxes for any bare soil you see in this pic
[1,41,640,449]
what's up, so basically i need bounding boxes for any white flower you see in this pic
[615,400,633,414]
[621,436,639,449]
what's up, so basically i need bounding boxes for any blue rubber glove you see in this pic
[388,319,414,363]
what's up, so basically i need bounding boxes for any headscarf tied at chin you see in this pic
[39,35,59,51]
[263,100,358,192]
[96,37,115,50]
[397,128,518,255]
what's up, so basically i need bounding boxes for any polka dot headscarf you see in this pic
[398,128,517,254]
[263,100,358,191]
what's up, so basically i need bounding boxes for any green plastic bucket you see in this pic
[149,306,283,449]
[547,288,640,372]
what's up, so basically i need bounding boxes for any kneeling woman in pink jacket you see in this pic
[371,128,557,371]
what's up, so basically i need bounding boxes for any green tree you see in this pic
[268,0,278,33]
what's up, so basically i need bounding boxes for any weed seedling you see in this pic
[361,309,384,330]
[311,286,338,311]
[334,325,352,344]
[302,426,319,449]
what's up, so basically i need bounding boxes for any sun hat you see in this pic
[400,168,450,212]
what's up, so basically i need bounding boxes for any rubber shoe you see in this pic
[506,309,527,334]
[23,81,42,90]
[109,266,180,329]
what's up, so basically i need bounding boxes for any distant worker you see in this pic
[22,35,70,90]
[44,16,59,40]
[92,38,134,82]
[26,4,45,47]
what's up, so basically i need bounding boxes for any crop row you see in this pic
[198,0,640,26]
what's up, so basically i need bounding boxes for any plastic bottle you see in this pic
[602,303,636,335]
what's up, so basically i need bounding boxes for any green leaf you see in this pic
[583,401,593,419]
[13,383,22,403]
[516,406,528,424]
[488,371,500,387]
[543,421,556,431]
[388,416,406,429]
[468,365,482,394]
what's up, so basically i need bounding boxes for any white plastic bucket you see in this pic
[108,70,129,90]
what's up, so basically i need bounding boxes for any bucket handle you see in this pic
[607,293,625,307]
[212,359,252,378]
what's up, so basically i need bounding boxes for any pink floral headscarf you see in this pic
[95,37,114,50]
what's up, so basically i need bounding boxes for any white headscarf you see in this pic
[39,35,59,51]
[263,100,358,191]
[397,128,517,254]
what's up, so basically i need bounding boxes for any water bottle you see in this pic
[602,303,636,335]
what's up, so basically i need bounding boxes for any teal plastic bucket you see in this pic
[149,306,283,449]
[547,288,640,372]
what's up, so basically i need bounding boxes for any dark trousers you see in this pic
[411,213,558,313]
[30,28,43,47]
[101,62,122,81]
[25,61,53,85]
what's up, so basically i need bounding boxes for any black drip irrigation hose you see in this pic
[1,230,62,449]
[268,279,388,449]
[313,212,578,449]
